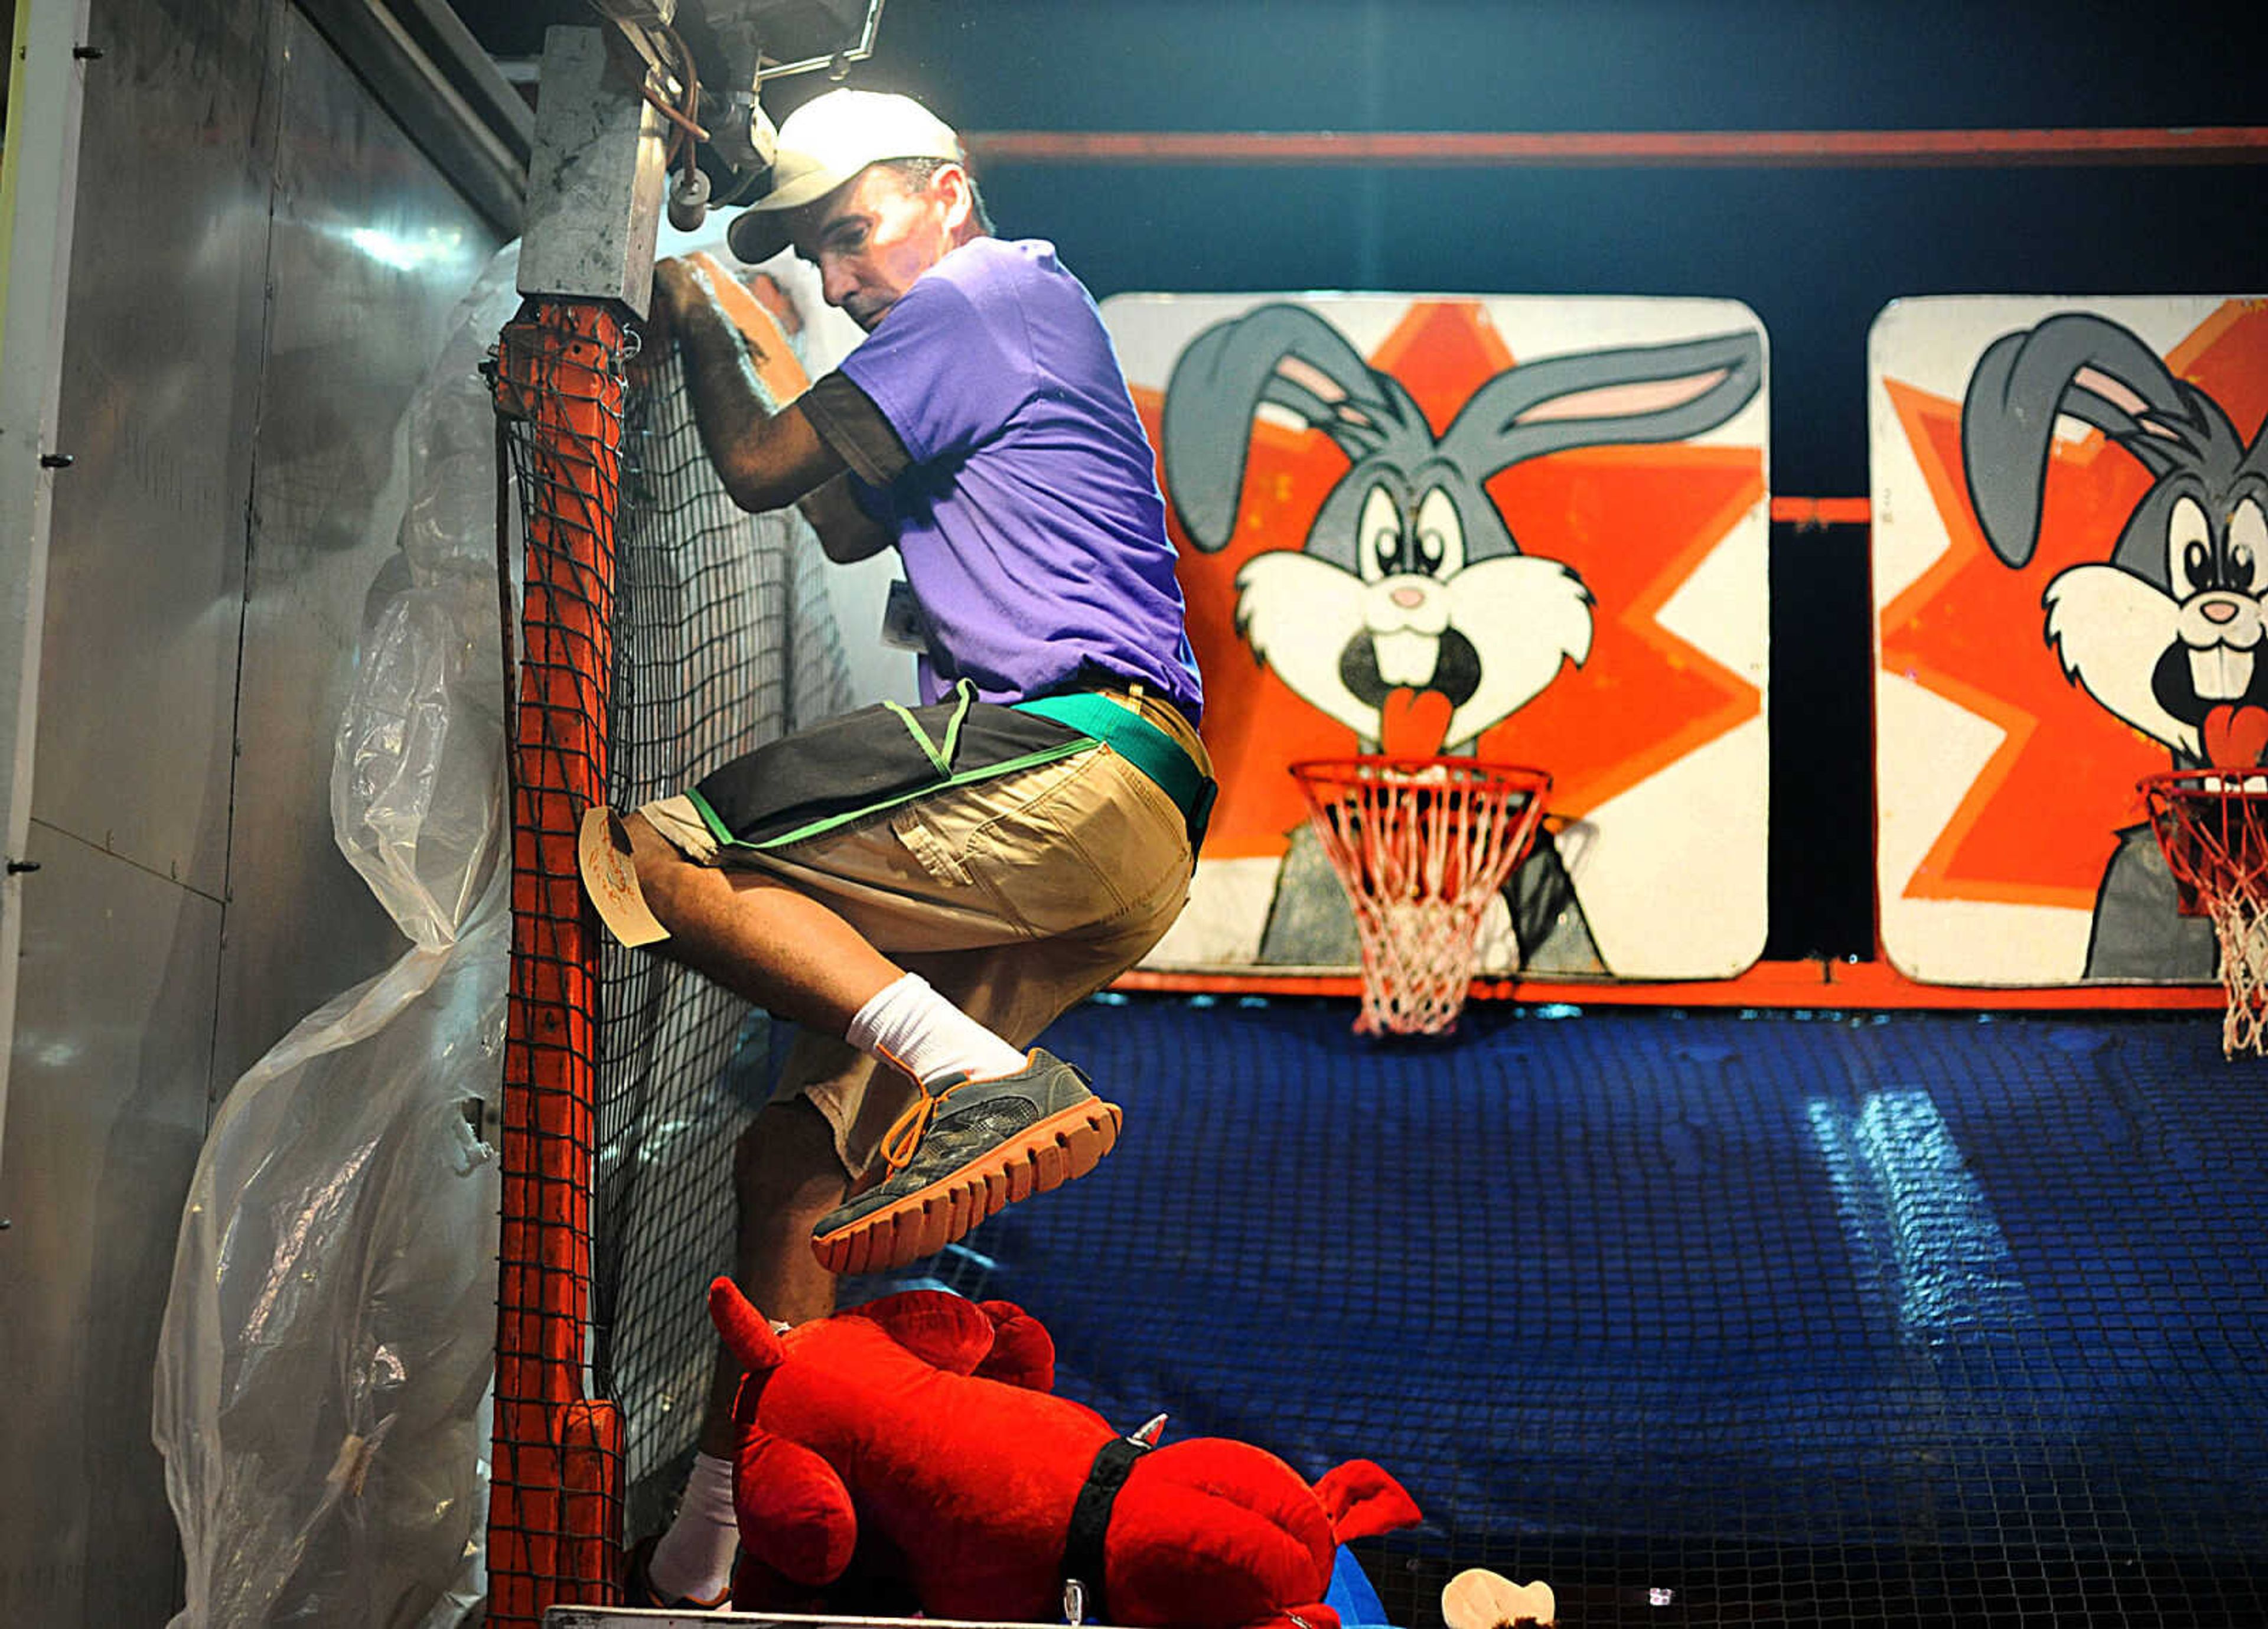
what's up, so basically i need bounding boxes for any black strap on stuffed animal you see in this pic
[1061,1415,1166,1623]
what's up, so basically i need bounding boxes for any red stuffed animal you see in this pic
[708,1278,1421,1627]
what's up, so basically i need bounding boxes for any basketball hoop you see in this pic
[1291,756,1552,1037]
[2141,768,2268,1058]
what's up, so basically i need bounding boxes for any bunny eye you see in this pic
[1358,484,1403,581]
[2169,495,2213,594]
[1414,488,1465,578]
[2231,499,2267,592]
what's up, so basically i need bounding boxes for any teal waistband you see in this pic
[1014,692,1217,849]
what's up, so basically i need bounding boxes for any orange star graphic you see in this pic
[1133,299,1765,859]
[1881,299,2268,908]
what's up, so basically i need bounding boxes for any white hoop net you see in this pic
[1292,757,1552,1037]
[2142,770,2268,1058]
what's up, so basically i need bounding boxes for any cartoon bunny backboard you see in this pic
[1103,294,1772,982]
[1872,295,2268,986]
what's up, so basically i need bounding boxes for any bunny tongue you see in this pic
[2202,703,2268,767]
[1380,688,1454,758]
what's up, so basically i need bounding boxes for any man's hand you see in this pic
[635,255,700,359]
[650,255,700,318]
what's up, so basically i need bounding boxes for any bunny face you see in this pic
[1334,466,1476,687]
[1964,313,2268,761]
[1308,452,1521,578]
[1270,449,1575,747]
[1163,304,1763,752]
[1236,544,1593,750]
[2133,454,2268,729]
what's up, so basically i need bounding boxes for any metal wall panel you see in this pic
[30,0,280,899]
[4,0,278,1615]
[214,8,500,1086]
[294,0,532,237]
[0,819,222,1623]
[0,1,509,1622]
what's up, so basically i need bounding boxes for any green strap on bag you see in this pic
[882,683,973,776]
[685,682,1216,859]
[1012,692,1216,849]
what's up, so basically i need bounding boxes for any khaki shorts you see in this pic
[641,688,1208,1176]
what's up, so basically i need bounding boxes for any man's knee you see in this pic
[623,811,697,914]
[619,809,762,949]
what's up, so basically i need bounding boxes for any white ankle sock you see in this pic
[846,972,1026,1087]
[648,1451,738,1604]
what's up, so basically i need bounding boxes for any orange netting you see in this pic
[486,299,629,1623]
[2142,768,2268,1058]
[1292,757,1551,1037]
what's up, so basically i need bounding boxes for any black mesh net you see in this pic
[585,341,853,1542]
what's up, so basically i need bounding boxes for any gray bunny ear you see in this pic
[1961,313,2198,569]
[1438,330,1764,481]
[1160,304,1412,552]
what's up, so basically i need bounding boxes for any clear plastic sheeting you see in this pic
[152,894,509,1629]
[153,249,524,1629]
[153,230,865,1626]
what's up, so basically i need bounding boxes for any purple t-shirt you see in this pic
[834,237,1203,722]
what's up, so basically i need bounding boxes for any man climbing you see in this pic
[601,88,1211,1607]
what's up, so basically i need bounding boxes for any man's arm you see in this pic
[797,473,895,563]
[655,258,845,514]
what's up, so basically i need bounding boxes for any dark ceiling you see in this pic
[452,0,579,61]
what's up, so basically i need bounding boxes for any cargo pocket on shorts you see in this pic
[959,745,1190,940]
[889,804,977,887]
[882,749,1094,921]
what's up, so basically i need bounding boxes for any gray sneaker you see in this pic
[811,1049,1122,1275]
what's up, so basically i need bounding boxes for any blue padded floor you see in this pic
[868,999,2268,1628]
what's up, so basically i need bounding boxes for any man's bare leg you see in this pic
[696,1094,846,1457]
[637,1101,845,1603]
[624,813,891,1601]
[624,811,1036,1602]
[625,811,902,1035]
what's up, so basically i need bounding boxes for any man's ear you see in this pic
[934,162,976,239]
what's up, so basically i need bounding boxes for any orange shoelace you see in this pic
[876,1054,1035,1173]
[878,1081,962,1173]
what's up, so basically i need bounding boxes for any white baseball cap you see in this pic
[728,89,963,264]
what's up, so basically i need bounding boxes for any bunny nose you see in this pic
[2203,600,2240,624]
[1390,587,1426,610]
